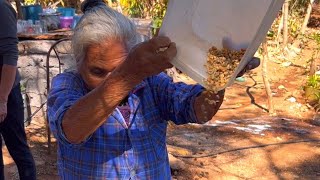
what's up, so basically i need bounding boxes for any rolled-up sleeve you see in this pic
[1,54,18,66]
[47,72,90,147]
[150,73,204,125]
[0,0,18,66]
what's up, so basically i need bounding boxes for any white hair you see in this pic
[72,5,140,69]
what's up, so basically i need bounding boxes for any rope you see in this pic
[169,139,320,158]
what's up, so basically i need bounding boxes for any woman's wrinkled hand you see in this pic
[123,36,176,81]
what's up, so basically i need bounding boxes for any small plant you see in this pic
[20,83,26,93]
[310,33,320,45]
[151,17,162,35]
[306,74,320,88]
[289,17,302,38]
[305,75,320,108]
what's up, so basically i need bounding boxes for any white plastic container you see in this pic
[159,0,284,90]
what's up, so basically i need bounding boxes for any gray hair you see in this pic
[72,4,140,69]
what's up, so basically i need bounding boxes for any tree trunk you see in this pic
[15,0,23,20]
[282,0,289,49]
[292,0,315,48]
[309,57,317,76]
[301,0,315,34]
[309,47,319,76]
[277,12,284,44]
[262,41,275,115]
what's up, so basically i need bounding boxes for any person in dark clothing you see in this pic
[0,0,36,179]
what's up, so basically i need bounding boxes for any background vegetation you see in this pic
[13,0,320,113]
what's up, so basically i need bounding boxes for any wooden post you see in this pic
[282,0,289,49]
[262,40,275,115]
[277,12,284,44]
[292,0,315,48]
[301,0,315,34]
[309,57,316,76]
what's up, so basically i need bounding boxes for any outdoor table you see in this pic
[18,29,73,40]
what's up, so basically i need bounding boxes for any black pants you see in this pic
[0,84,36,180]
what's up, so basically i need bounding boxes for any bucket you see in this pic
[22,5,43,22]
[57,7,75,17]
[71,15,82,29]
[60,16,73,29]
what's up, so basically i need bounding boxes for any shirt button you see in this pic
[130,170,136,177]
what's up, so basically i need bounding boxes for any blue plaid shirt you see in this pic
[47,72,204,180]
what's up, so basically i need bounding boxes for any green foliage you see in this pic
[24,0,36,5]
[307,74,320,88]
[150,0,167,19]
[149,0,167,35]
[288,12,304,37]
[120,0,168,35]
[290,0,310,14]
[120,0,167,18]
[20,83,26,92]
[305,75,320,112]
[23,0,64,7]
[151,17,162,34]
[120,0,143,17]
[267,29,276,38]
[310,33,320,45]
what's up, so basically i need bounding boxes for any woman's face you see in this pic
[79,40,128,90]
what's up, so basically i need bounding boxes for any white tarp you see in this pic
[159,0,285,89]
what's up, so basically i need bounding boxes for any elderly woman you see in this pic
[47,0,259,179]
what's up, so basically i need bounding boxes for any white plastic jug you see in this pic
[159,0,285,90]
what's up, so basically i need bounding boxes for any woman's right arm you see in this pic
[55,36,176,144]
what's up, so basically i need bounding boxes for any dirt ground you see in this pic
[166,35,320,179]
[3,5,320,180]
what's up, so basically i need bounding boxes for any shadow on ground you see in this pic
[167,116,320,179]
[3,118,59,180]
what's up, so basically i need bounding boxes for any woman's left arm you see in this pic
[193,90,225,124]
[193,57,260,124]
